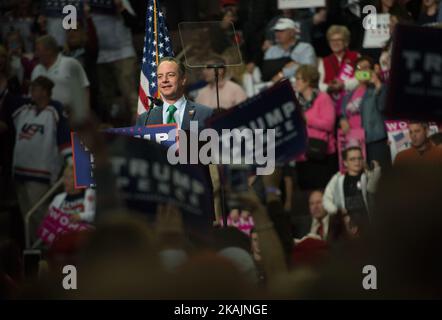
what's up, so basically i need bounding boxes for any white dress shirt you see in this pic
[309,214,330,240]
[162,95,187,129]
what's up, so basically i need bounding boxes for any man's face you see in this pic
[30,85,48,102]
[157,61,186,101]
[275,29,294,46]
[35,42,53,66]
[202,67,214,84]
[63,169,75,194]
[409,123,428,148]
[66,29,83,49]
[309,191,327,220]
[201,63,225,84]
[344,149,364,174]
[229,209,240,221]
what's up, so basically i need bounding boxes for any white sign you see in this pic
[363,14,390,49]
[278,0,325,9]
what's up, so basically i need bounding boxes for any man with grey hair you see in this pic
[262,17,316,83]
[31,35,90,124]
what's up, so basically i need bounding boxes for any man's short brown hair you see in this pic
[408,121,429,129]
[342,146,362,161]
[31,76,55,97]
[158,56,186,77]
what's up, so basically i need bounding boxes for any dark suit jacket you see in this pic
[292,214,344,243]
[135,99,214,130]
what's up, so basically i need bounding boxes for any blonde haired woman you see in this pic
[318,25,360,117]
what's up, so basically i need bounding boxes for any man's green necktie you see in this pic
[166,104,177,124]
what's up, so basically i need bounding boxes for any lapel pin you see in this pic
[189,110,195,117]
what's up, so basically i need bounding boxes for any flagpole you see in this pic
[153,0,161,102]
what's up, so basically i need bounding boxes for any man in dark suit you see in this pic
[292,190,343,243]
[136,57,213,130]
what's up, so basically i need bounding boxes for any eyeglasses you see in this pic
[329,38,344,43]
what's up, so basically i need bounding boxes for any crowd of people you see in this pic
[0,0,442,299]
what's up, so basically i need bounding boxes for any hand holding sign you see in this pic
[72,124,177,188]
[206,80,308,167]
[387,25,442,121]
[37,206,92,246]
[75,115,108,158]
[97,135,214,232]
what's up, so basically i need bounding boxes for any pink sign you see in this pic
[37,206,92,246]
[337,128,366,173]
[331,62,355,117]
[220,211,255,236]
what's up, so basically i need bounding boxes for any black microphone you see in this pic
[147,95,164,107]
[142,96,164,125]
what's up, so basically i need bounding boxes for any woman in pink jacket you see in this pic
[294,64,337,190]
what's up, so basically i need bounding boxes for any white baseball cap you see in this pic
[273,18,300,32]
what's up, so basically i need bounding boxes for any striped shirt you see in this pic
[12,99,71,183]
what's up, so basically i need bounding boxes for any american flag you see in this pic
[137,0,174,115]
[393,131,410,150]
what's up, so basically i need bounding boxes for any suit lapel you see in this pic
[181,101,196,131]
[146,106,163,125]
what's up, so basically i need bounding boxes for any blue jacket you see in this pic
[341,84,387,144]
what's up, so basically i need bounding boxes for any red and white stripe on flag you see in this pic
[137,0,174,115]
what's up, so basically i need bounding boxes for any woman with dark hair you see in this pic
[417,0,440,24]
[340,56,391,167]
